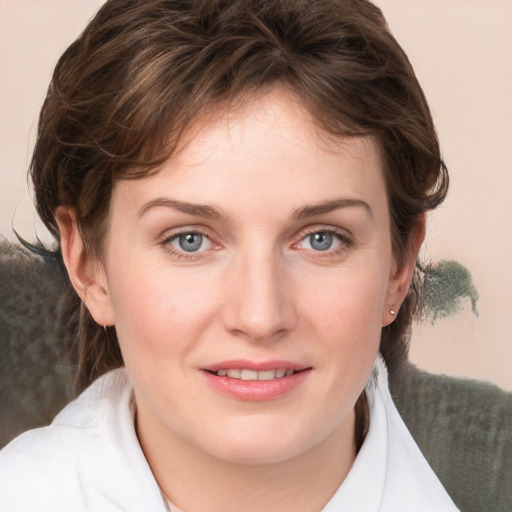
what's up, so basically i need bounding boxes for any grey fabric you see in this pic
[1,239,511,511]
[389,364,512,512]
[0,239,75,447]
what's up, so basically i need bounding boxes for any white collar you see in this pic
[323,357,459,511]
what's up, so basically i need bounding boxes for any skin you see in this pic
[58,89,422,511]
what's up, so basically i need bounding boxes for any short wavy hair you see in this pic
[30,0,448,391]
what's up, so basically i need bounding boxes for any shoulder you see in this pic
[390,364,512,512]
[327,360,459,511]
[0,369,133,511]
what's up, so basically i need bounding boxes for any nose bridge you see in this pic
[223,241,296,341]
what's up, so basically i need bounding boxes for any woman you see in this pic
[0,0,457,510]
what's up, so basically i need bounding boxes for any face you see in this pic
[84,90,409,465]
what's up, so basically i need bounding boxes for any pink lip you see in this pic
[200,360,312,401]
[202,359,309,372]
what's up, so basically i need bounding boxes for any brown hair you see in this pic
[30,0,448,392]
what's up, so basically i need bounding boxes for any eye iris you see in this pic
[310,232,332,251]
[179,233,203,252]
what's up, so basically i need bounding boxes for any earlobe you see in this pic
[382,215,426,326]
[56,206,115,327]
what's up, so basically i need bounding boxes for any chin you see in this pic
[210,440,302,466]
[198,419,326,466]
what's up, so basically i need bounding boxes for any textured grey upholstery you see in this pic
[0,240,75,445]
[389,364,512,511]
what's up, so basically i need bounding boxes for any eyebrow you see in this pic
[138,198,225,219]
[138,196,372,221]
[292,198,373,220]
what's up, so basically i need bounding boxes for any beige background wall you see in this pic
[1,0,511,390]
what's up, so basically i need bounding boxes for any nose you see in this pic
[221,248,297,343]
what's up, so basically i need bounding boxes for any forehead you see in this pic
[112,89,387,218]
[174,89,378,165]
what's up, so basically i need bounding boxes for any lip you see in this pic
[200,360,312,401]
[202,359,309,372]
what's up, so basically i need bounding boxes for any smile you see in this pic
[201,361,311,399]
[210,369,297,380]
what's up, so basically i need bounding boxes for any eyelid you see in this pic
[160,225,211,242]
[294,224,351,242]
[159,225,222,259]
[291,225,353,254]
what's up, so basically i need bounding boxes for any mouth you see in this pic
[205,368,303,380]
[201,361,311,399]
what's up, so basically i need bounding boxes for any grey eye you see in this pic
[309,232,333,251]
[178,233,204,252]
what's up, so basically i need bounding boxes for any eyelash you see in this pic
[160,228,218,261]
[292,226,352,258]
[159,226,352,261]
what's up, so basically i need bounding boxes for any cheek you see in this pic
[107,261,219,354]
[295,262,389,399]
[301,263,389,337]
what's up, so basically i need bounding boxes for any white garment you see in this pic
[0,359,458,512]
[324,360,459,511]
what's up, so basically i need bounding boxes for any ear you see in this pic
[56,206,115,327]
[381,215,426,326]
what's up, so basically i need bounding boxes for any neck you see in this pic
[137,409,356,512]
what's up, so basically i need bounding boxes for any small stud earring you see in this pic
[389,309,396,316]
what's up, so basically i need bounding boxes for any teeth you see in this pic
[215,368,296,380]
[258,370,277,381]
[240,369,258,380]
